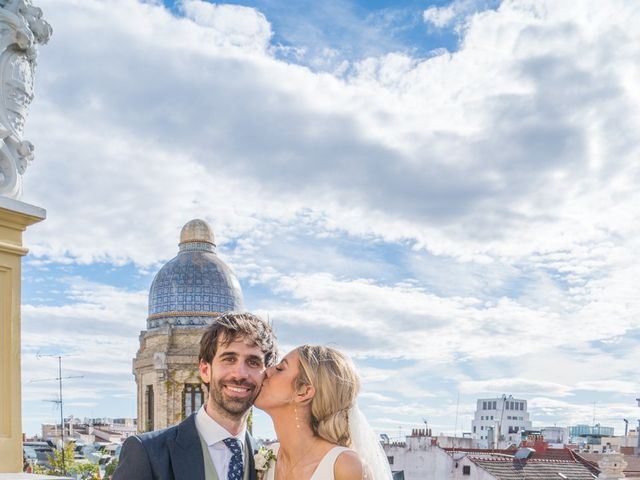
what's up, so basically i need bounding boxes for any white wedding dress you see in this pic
[264,444,351,480]
[262,406,391,480]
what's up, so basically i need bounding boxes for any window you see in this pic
[473,426,476,433]
[481,426,484,430]
[492,401,497,409]
[145,385,154,432]
[463,465,471,475]
[183,384,205,418]
[491,416,494,420]
[387,456,394,465]
[483,401,487,410]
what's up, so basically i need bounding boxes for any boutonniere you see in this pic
[255,446,277,479]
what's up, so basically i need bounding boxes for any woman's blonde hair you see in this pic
[296,345,360,447]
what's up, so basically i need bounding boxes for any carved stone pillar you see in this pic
[0,196,44,473]
[598,452,627,479]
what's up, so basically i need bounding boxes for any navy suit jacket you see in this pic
[113,414,258,480]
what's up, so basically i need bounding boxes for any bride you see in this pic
[254,345,392,480]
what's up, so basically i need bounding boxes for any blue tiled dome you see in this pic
[147,220,244,329]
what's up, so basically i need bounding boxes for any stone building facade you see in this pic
[133,219,244,432]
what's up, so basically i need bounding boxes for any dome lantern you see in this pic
[179,219,215,246]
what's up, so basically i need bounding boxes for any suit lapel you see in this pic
[169,414,205,480]
[245,432,258,480]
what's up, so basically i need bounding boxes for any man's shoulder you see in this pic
[134,425,177,448]
[130,415,196,449]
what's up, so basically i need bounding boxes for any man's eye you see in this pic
[248,359,262,367]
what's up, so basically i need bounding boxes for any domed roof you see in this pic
[147,219,244,330]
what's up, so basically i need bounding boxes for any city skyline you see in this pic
[19,0,640,439]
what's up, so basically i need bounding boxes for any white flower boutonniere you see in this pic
[255,446,277,480]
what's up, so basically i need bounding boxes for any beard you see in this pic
[209,379,260,419]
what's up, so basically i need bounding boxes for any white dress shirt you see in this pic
[195,405,246,479]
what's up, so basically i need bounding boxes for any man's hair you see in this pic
[198,312,278,368]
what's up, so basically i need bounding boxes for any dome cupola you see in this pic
[147,219,243,329]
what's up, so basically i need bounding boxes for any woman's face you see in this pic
[254,348,303,411]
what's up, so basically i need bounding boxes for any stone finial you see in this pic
[0,0,51,199]
[598,452,627,479]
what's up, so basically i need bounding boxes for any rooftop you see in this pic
[470,458,598,480]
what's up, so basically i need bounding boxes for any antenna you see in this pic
[454,392,460,438]
[31,353,83,476]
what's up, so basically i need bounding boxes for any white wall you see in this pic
[471,397,532,448]
[384,439,457,480]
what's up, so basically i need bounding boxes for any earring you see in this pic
[294,405,300,429]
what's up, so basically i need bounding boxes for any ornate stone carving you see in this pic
[0,0,50,198]
[598,452,627,479]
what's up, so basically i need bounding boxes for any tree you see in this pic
[105,458,118,478]
[32,443,101,479]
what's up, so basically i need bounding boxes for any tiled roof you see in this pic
[471,459,598,480]
[444,448,515,455]
[444,446,577,462]
[537,448,576,461]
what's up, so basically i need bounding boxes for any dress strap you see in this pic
[310,447,351,480]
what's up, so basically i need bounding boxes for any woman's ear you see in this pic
[296,384,316,403]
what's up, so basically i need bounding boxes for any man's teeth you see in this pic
[227,386,249,393]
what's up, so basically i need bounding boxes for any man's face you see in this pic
[199,336,266,420]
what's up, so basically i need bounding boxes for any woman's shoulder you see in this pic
[333,448,364,480]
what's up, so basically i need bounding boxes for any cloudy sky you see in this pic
[19,0,640,440]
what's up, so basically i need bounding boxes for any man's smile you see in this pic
[223,383,254,397]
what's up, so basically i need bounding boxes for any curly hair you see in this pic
[199,312,278,371]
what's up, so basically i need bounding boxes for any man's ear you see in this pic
[199,359,211,384]
[296,384,315,403]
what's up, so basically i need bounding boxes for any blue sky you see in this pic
[18,0,640,440]
[162,0,465,62]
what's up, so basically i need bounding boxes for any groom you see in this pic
[113,312,278,480]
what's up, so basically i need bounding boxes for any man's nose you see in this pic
[231,361,250,378]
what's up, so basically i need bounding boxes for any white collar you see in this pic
[195,404,246,450]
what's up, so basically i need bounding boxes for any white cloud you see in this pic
[181,0,272,52]
[21,278,147,405]
[459,378,573,397]
[16,0,640,436]
[528,397,638,430]
[22,0,640,268]
[423,0,495,29]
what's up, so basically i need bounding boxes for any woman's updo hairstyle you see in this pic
[296,345,360,447]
